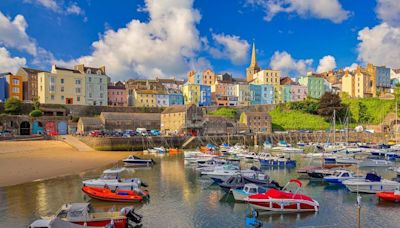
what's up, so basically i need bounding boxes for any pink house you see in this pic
[290,85,307,101]
[108,81,127,106]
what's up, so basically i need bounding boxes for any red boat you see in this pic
[245,179,319,212]
[376,188,400,202]
[82,186,149,203]
[29,203,142,228]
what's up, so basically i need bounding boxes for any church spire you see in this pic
[249,42,258,67]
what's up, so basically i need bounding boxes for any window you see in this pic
[61,87,64,92]
[97,70,101,75]
[61,78,64,84]
[50,85,55,92]
[61,95,64,100]
[89,93,92,98]
[100,93,103,98]
[99,78,103,83]
[40,86,43,91]
[88,77,92,82]
[12,87,19,93]
[75,79,81,85]
[51,95,54,100]
[12,79,19,85]
[100,85,103,91]
[86,69,91,74]
[77,96,80,102]
[76,88,81,93]
[50,77,55,84]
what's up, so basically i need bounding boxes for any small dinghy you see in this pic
[358,159,393,167]
[376,186,400,203]
[82,186,149,203]
[123,155,155,166]
[245,179,319,212]
[231,183,268,201]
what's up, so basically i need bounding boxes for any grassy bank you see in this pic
[270,108,331,130]
[342,97,394,124]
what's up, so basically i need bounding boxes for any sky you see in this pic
[0,0,399,81]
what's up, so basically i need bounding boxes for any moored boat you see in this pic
[82,168,146,191]
[82,186,149,203]
[323,170,363,185]
[358,159,393,167]
[245,179,319,212]
[376,186,400,202]
[123,155,154,166]
[231,183,268,201]
[343,172,400,193]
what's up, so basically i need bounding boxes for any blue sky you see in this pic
[0,0,399,81]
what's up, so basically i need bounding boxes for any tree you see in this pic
[33,97,40,110]
[317,92,343,120]
[4,97,22,115]
[358,102,370,123]
[29,109,43,117]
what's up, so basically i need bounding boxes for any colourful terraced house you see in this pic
[182,84,200,105]
[298,73,325,98]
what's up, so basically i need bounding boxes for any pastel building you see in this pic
[133,90,157,107]
[156,78,185,90]
[341,67,375,98]
[17,67,46,101]
[251,69,281,103]
[187,70,202,84]
[156,93,169,107]
[298,74,325,98]
[290,85,307,101]
[108,81,127,106]
[1,73,24,100]
[249,84,262,105]
[0,74,7,102]
[281,85,292,103]
[234,83,251,106]
[375,65,391,90]
[202,69,216,86]
[38,65,86,105]
[168,89,184,106]
[74,64,108,106]
[199,85,212,106]
[260,84,274,104]
[182,84,200,105]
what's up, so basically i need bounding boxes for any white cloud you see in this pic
[376,0,400,27]
[56,0,202,81]
[0,11,37,55]
[344,63,358,71]
[208,33,249,65]
[66,3,84,16]
[24,0,85,16]
[270,51,313,76]
[29,0,60,12]
[316,55,336,73]
[0,47,26,73]
[357,23,400,69]
[246,0,349,23]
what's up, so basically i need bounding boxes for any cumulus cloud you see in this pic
[270,51,313,76]
[344,63,359,71]
[0,47,26,73]
[0,11,37,55]
[24,0,85,16]
[66,3,84,16]
[56,0,202,81]
[316,55,336,73]
[376,0,400,27]
[246,0,349,23]
[357,23,400,68]
[208,33,249,65]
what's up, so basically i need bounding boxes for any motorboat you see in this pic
[231,183,268,201]
[184,151,215,163]
[82,168,146,191]
[29,203,142,228]
[343,172,400,193]
[297,141,306,148]
[257,152,273,160]
[218,174,277,191]
[358,159,393,167]
[201,165,240,182]
[323,170,363,185]
[196,159,231,172]
[82,186,149,203]
[307,169,334,179]
[30,218,99,228]
[335,157,361,164]
[259,155,296,167]
[277,140,291,147]
[154,147,166,153]
[324,156,337,164]
[122,155,154,166]
[263,140,272,149]
[245,179,319,212]
[323,145,346,153]
[376,186,400,202]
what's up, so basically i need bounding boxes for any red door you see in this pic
[45,121,57,136]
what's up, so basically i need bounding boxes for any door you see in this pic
[32,121,44,135]
[45,121,57,136]
[57,121,67,135]
[20,121,31,135]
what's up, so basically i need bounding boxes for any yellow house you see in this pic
[182,84,200,105]
[2,73,23,100]
[133,90,157,107]
[341,67,376,98]
[38,65,86,105]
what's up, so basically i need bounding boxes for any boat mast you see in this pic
[396,100,398,144]
[333,109,336,144]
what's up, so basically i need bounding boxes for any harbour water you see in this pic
[0,152,399,227]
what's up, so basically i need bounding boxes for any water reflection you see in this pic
[0,155,399,227]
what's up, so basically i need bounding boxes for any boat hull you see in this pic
[82,187,146,203]
[344,182,399,193]
[246,198,319,212]
[376,192,400,202]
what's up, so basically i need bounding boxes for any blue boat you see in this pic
[259,157,296,167]
[323,170,363,185]
[324,157,337,164]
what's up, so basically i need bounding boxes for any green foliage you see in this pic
[269,108,330,130]
[286,99,319,114]
[209,107,237,120]
[317,92,343,120]
[4,97,22,115]
[29,109,43,117]
[33,97,40,110]
[342,97,394,124]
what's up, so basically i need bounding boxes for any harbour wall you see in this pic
[77,132,386,151]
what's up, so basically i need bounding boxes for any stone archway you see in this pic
[20,121,31,135]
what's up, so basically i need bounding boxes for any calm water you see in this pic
[0,153,399,228]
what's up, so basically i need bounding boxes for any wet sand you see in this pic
[0,140,132,187]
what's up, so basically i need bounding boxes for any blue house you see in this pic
[249,84,262,105]
[260,84,274,104]
[0,74,8,102]
[168,90,184,106]
[199,85,211,106]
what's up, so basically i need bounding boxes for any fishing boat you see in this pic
[82,186,149,203]
[122,155,154,166]
[323,170,363,185]
[343,172,400,193]
[231,183,268,201]
[376,186,400,202]
[82,168,146,191]
[358,159,393,167]
[245,179,319,212]
[29,203,142,228]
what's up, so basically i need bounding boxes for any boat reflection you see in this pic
[256,211,318,224]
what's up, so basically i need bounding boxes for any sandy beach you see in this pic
[0,140,132,187]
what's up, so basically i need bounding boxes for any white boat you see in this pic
[154,147,166,153]
[231,183,267,201]
[123,155,154,166]
[263,141,272,149]
[272,146,303,153]
[257,152,273,160]
[343,172,400,193]
[184,151,215,163]
[238,152,258,160]
[277,140,291,147]
[335,157,361,164]
[323,170,363,184]
[324,145,346,153]
[82,168,144,191]
[358,159,393,167]
[202,165,240,183]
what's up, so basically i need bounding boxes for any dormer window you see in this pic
[86,69,91,74]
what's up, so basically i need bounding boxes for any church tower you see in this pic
[246,42,261,82]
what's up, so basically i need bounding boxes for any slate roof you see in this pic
[79,117,102,126]
[21,67,49,74]
[162,105,194,114]
[100,112,160,121]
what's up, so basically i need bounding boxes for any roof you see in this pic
[55,66,81,74]
[108,84,125,90]
[135,89,165,95]
[156,78,185,84]
[162,105,193,114]
[100,112,160,121]
[21,67,49,74]
[78,117,102,125]
[280,77,294,85]
[0,72,12,77]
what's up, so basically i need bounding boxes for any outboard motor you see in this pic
[126,209,143,224]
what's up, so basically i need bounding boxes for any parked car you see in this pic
[150,129,160,136]
[0,130,12,137]
[89,130,103,137]
[136,128,147,136]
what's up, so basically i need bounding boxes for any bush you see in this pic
[29,109,43,117]
[209,107,237,120]
[4,97,22,115]
[287,99,319,114]
[269,108,330,130]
